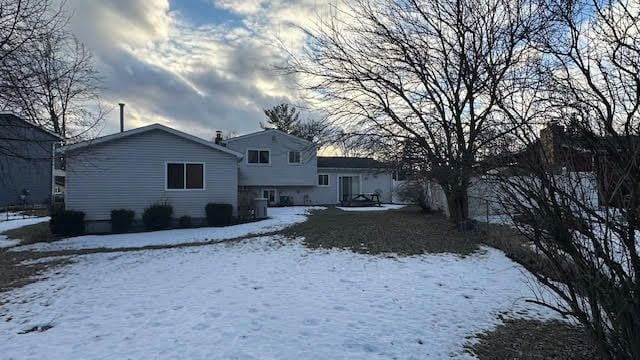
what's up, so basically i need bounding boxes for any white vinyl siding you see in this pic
[225,130,317,186]
[65,129,238,221]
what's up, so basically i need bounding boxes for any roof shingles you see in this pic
[317,156,387,169]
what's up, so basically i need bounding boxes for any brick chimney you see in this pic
[540,122,564,168]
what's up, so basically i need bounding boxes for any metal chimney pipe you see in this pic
[118,103,125,132]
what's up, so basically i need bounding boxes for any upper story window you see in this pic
[167,162,204,190]
[288,151,301,164]
[318,174,329,186]
[247,150,270,164]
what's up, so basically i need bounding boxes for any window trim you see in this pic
[246,149,271,166]
[317,173,330,187]
[288,150,302,165]
[164,161,206,191]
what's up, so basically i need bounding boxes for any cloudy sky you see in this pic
[65,0,332,139]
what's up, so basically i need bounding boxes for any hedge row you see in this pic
[51,202,234,235]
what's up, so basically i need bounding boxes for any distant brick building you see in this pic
[539,123,593,172]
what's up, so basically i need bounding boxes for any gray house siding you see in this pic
[0,115,59,206]
[224,130,317,187]
[306,168,393,204]
[65,129,238,228]
[239,168,393,206]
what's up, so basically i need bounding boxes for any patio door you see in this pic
[338,176,360,202]
[262,188,276,206]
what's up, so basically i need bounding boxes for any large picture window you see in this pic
[166,162,204,190]
[247,150,270,164]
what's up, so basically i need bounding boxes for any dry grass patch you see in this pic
[467,318,599,359]
[2,222,58,245]
[282,206,480,256]
[0,250,70,294]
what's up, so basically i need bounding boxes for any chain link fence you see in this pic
[0,204,49,222]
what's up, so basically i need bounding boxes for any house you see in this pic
[61,124,242,232]
[0,114,62,206]
[60,124,394,231]
[223,129,393,206]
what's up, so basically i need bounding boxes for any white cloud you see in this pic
[213,0,265,15]
[58,0,337,138]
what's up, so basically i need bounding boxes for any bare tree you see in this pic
[497,0,640,357]
[0,0,66,168]
[289,0,551,224]
[0,0,64,64]
[1,24,107,141]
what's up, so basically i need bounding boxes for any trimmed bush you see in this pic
[178,215,192,228]
[50,210,85,236]
[110,209,135,233]
[205,203,233,227]
[142,204,173,231]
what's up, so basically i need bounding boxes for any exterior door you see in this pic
[262,188,276,206]
[338,176,360,202]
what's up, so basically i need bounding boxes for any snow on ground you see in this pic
[0,211,42,222]
[337,204,407,212]
[13,207,324,252]
[0,236,21,248]
[0,237,559,359]
[473,214,514,226]
[0,217,50,233]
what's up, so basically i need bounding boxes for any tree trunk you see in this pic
[445,186,469,225]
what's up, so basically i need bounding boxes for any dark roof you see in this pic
[0,113,62,140]
[317,156,387,169]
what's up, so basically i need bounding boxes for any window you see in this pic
[288,151,301,164]
[263,189,276,203]
[318,174,329,186]
[166,163,204,190]
[247,150,270,164]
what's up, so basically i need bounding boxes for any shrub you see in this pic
[110,209,135,233]
[142,204,173,231]
[178,215,192,228]
[205,203,233,227]
[50,210,85,236]
[394,180,431,213]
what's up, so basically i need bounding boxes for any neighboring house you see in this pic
[60,124,242,232]
[0,113,62,206]
[223,129,393,206]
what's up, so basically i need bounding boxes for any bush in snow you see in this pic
[110,209,135,233]
[205,203,233,227]
[50,210,85,236]
[142,204,173,231]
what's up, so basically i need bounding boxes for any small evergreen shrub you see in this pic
[205,203,233,226]
[178,215,192,228]
[50,210,85,236]
[110,209,135,233]
[142,204,173,231]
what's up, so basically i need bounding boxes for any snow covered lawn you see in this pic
[0,216,50,233]
[13,207,323,252]
[0,237,558,359]
[337,204,406,212]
